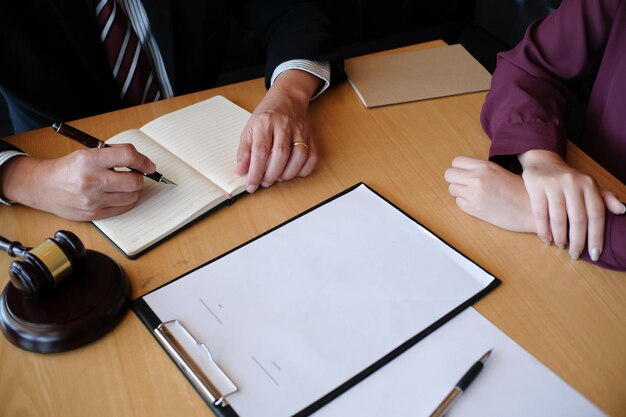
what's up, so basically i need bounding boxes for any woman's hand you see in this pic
[445,156,536,233]
[519,150,624,260]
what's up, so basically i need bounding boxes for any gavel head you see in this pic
[9,231,87,296]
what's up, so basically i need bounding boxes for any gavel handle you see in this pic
[0,236,30,258]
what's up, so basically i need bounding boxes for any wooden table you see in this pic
[1,41,625,417]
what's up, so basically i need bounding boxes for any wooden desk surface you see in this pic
[1,41,625,417]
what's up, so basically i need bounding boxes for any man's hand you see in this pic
[519,150,624,260]
[0,144,156,221]
[234,69,321,193]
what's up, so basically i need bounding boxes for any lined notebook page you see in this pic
[140,96,248,196]
[93,130,228,256]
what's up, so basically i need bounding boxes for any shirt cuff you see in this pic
[270,60,331,100]
[0,150,28,205]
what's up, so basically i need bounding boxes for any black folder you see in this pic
[133,183,500,417]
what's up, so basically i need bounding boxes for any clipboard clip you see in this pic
[154,320,238,407]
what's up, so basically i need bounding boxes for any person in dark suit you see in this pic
[0,0,344,220]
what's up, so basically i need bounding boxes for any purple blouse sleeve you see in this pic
[582,213,626,271]
[480,0,626,271]
[481,0,617,161]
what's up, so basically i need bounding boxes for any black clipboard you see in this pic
[133,182,501,417]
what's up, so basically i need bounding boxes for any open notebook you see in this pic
[93,96,249,258]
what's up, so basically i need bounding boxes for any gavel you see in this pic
[0,230,86,296]
[0,230,129,353]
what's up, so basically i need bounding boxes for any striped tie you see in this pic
[96,0,161,105]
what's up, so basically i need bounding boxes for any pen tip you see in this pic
[480,349,493,363]
[52,122,61,132]
[161,177,177,185]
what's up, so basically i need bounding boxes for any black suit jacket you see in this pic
[0,0,343,150]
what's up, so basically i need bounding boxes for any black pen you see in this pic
[429,349,492,417]
[52,122,176,185]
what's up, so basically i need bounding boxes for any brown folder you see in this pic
[345,44,492,108]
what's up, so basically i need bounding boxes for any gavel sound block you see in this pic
[0,231,130,353]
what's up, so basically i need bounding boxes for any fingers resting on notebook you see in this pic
[235,69,322,193]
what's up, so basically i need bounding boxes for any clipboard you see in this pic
[133,183,501,417]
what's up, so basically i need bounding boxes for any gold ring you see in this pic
[292,141,309,150]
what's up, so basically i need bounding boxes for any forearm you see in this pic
[482,54,570,162]
[271,60,330,99]
[239,1,343,87]
[518,149,564,168]
[0,155,44,207]
[267,69,322,107]
[482,0,614,162]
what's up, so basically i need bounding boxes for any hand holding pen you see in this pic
[52,122,176,185]
[0,126,167,221]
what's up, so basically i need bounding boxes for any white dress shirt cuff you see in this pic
[270,60,331,100]
[0,150,28,205]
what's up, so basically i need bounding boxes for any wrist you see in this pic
[0,156,41,206]
[518,149,564,169]
[270,69,321,106]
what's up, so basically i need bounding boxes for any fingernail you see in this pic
[570,251,579,261]
[261,182,270,188]
[590,247,601,262]
[557,243,566,250]
[621,203,626,215]
[246,184,258,193]
[541,236,552,246]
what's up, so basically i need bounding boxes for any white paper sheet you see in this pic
[312,307,606,417]
[143,184,497,417]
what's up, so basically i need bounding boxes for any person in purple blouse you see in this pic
[444,0,626,271]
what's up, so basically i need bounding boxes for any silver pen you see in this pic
[429,349,492,417]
